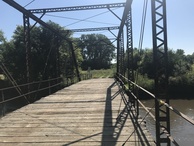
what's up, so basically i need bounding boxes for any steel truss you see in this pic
[126,5,139,117]
[53,36,61,85]
[4,0,171,144]
[117,0,133,75]
[151,0,170,145]
[118,32,125,76]
[3,0,81,82]
[23,15,31,84]
[116,0,136,118]
[69,42,81,82]
[28,3,126,13]
[70,26,119,42]
[70,26,119,32]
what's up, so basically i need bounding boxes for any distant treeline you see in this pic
[130,48,194,99]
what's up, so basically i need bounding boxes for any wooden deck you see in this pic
[0,78,155,146]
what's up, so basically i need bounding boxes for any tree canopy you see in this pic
[1,22,117,84]
[76,34,115,70]
[128,48,194,79]
[0,21,82,83]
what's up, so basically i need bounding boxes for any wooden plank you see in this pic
[0,78,155,146]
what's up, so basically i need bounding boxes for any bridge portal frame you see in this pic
[3,0,172,145]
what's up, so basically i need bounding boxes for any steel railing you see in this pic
[115,73,194,145]
[0,73,92,116]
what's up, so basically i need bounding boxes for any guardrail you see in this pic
[0,73,92,117]
[115,73,194,146]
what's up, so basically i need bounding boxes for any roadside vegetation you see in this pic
[128,48,194,99]
[81,68,115,79]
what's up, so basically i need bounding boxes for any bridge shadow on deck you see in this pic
[60,80,153,146]
[101,82,128,146]
[101,81,154,146]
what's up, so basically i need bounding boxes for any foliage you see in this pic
[0,30,7,61]
[135,73,154,91]
[90,69,115,78]
[0,30,6,44]
[76,34,115,70]
[128,48,193,80]
[1,21,82,83]
[128,48,194,98]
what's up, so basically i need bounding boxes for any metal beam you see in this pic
[126,5,138,117]
[23,14,32,101]
[126,7,133,87]
[3,0,69,42]
[118,32,125,76]
[28,3,126,13]
[108,29,117,38]
[69,42,81,82]
[70,26,119,32]
[117,0,132,77]
[151,0,170,145]
[117,0,133,77]
[118,0,133,38]
[108,8,122,21]
[30,12,45,31]
[3,0,81,83]
[55,36,61,88]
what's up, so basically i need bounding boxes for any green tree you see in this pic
[2,21,82,83]
[169,49,190,76]
[139,49,154,78]
[135,48,191,79]
[77,34,115,70]
[0,30,6,61]
[185,53,194,64]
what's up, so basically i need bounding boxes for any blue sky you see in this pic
[0,0,194,55]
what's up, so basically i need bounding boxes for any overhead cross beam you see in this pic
[70,26,119,32]
[28,3,126,13]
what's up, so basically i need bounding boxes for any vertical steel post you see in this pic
[126,4,133,86]
[69,42,81,82]
[117,37,120,74]
[117,32,124,76]
[53,36,60,88]
[116,0,133,78]
[1,90,5,116]
[56,36,61,88]
[120,32,125,76]
[23,14,31,96]
[116,33,123,78]
[151,0,170,145]
[126,5,138,117]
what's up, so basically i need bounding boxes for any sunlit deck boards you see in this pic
[0,78,155,146]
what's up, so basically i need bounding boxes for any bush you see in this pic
[136,74,154,91]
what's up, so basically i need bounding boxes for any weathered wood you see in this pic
[0,78,155,146]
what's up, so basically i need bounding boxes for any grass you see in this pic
[135,74,154,91]
[81,68,115,79]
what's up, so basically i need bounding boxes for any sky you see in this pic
[0,0,194,55]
